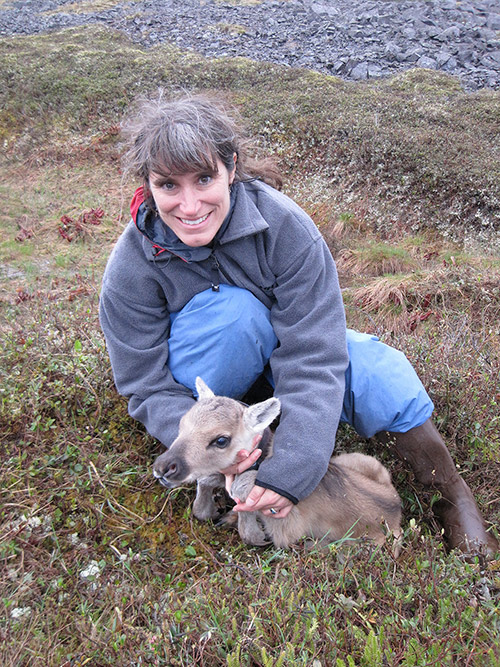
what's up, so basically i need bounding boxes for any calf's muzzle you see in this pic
[153,449,190,487]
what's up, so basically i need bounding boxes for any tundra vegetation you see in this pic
[0,23,499,667]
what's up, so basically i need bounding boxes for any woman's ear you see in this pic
[229,152,238,185]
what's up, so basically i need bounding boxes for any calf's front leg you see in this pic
[230,469,258,503]
[192,473,226,521]
[230,471,272,546]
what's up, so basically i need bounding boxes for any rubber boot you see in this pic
[377,419,498,558]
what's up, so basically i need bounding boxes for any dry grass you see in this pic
[343,259,500,328]
[336,242,419,278]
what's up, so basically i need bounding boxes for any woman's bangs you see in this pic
[149,148,219,178]
[150,122,220,177]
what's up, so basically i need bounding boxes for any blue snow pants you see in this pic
[168,285,434,438]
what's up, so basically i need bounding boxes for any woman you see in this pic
[99,92,497,557]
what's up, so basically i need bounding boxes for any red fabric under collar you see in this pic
[130,187,145,222]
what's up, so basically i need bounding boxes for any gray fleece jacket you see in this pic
[99,179,349,503]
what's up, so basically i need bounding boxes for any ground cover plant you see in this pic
[1,23,499,667]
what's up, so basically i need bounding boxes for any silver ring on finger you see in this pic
[269,507,279,515]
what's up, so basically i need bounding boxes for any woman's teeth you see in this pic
[181,213,209,226]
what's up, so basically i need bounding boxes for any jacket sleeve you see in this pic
[254,234,349,503]
[99,231,195,449]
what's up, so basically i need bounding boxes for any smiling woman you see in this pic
[99,91,498,556]
[148,160,236,247]
[120,92,281,246]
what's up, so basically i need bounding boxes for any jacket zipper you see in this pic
[211,253,221,292]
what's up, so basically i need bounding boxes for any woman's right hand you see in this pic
[219,434,262,493]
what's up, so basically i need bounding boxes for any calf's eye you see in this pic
[210,436,231,449]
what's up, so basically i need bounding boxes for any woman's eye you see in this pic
[162,181,176,191]
[209,436,231,449]
[199,174,213,185]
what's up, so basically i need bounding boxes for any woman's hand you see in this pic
[232,486,293,518]
[220,434,263,494]
[219,433,294,518]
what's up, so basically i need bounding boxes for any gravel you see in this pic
[0,0,499,90]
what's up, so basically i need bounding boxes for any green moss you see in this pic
[387,67,463,95]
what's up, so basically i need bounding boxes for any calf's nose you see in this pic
[153,449,189,484]
[153,459,177,479]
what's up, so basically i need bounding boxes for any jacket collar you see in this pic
[216,180,269,245]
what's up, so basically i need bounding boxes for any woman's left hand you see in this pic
[232,486,293,518]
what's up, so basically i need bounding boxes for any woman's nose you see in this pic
[177,186,200,217]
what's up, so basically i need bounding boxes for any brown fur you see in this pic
[153,378,402,555]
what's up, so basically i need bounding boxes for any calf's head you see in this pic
[153,377,280,488]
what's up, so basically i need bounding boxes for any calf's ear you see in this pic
[195,376,215,400]
[244,398,281,432]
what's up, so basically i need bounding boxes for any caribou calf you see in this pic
[153,378,402,554]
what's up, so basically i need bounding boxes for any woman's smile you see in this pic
[179,212,211,226]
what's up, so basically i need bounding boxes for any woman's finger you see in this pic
[220,447,261,476]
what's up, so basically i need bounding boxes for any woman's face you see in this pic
[148,157,236,247]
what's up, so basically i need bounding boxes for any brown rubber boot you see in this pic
[378,419,498,558]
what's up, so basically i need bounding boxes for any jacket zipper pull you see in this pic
[152,245,165,257]
[211,254,220,292]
